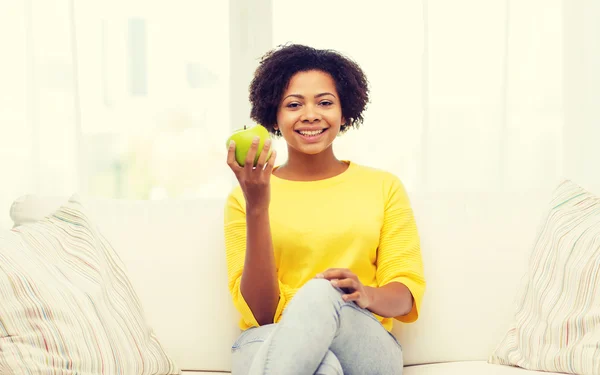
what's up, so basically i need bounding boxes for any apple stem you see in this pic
[244,125,246,130]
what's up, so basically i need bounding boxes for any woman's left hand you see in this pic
[316,268,372,309]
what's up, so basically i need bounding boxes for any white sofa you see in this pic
[8,189,567,374]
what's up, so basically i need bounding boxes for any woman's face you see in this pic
[275,70,344,155]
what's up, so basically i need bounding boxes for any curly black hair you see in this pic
[249,44,370,136]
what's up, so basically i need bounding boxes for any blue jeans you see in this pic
[231,279,403,375]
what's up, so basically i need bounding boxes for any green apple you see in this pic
[226,124,272,167]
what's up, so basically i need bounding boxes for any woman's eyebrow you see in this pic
[283,92,337,100]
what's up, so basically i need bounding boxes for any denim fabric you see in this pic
[231,279,403,375]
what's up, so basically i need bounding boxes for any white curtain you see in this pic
[272,0,564,194]
[1,0,599,229]
[0,0,79,229]
[563,0,600,194]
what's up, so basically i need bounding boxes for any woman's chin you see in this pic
[293,143,331,156]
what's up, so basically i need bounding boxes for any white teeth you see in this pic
[299,129,324,136]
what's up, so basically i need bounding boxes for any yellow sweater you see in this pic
[224,162,425,332]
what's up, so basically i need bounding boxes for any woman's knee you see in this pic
[281,279,345,322]
[297,278,343,303]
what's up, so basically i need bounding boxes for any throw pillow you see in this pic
[489,180,600,375]
[0,195,179,374]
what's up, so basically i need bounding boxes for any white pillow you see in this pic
[489,180,600,375]
[0,195,179,374]
[10,194,71,227]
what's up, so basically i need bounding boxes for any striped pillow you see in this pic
[0,196,179,374]
[489,180,600,374]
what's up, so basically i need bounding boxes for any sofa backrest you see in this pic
[9,189,552,370]
[393,191,548,365]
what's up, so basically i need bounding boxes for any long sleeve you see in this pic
[376,177,426,323]
[223,189,298,329]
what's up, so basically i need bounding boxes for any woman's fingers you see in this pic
[244,137,260,171]
[226,136,274,174]
[264,150,277,174]
[225,136,273,211]
[330,278,358,291]
[226,141,242,172]
[255,139,272,170]
[317,268,355,281]
[341,291,361,302]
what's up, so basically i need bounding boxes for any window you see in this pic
[75,1,231,199]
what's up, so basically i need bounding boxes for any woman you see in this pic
[224,44,425,375]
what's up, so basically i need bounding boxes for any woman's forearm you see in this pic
[365,282,413,318]
[240,207,279,325]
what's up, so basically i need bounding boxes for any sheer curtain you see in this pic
[1,0,598,229]
[0,0,79,229]
[272,0,564,194]
[563,0,600,194]
[73,1,231,200]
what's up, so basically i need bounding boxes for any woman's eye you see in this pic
[320,101,333,106]
[287,102,300,108]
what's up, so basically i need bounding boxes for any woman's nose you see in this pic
[301,104,321,122]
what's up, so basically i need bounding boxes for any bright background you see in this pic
[1,0,599,229]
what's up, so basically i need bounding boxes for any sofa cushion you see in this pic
[490,180,600,374]
[404,361,565,375]
[0,195,178,373]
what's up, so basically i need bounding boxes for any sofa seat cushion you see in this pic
[404,361,566,375]
[178,362,566,374]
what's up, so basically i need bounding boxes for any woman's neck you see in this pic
[274,145,348,181]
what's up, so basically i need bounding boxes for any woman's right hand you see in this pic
[227,136,277,213]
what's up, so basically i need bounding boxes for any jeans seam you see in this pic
[331,296,343,341]
[263,325,279,374]
[231,338,267,351]
[388,331,403,350]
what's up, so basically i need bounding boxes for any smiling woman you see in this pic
[224,44,425,375]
